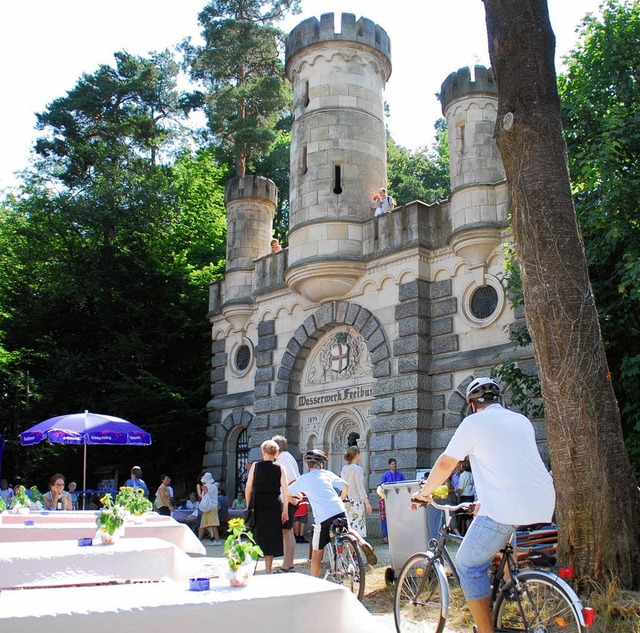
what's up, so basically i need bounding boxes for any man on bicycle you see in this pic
[413,377,555,633]
[289,449,377,577]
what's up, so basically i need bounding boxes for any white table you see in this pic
[0,574,386,633]
[0,515,205,555]
[0,537,197,589]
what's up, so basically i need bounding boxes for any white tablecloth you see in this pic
[0,574,386,633]
[1,511,109,524]
[0,516,205,554]
[0,537,197,589]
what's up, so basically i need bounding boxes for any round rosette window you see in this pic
[462,277,504,327]
[232,341,253,376]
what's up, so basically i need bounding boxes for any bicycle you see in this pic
[322,516,366,601]
[394,498,594,632]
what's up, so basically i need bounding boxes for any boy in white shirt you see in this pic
[289,449,376,577]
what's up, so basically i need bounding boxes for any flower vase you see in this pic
[228,561,254,587]
[96,526,124,545]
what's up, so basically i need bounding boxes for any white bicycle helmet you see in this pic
[465,377,501,403]
[304,449,327,466]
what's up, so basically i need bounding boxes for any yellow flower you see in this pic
[228,518,244,530]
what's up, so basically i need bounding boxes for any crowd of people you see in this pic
[2,375,555,633]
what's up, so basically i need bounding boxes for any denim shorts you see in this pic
[455,515,518,601]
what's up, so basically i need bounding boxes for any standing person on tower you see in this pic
[411,377,555,633]
[377,187,395,214]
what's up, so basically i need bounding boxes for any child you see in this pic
[288,449,377,577]
[293,493,310,543]
[231,490,246,509]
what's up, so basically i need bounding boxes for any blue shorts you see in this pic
[455,515,518,601]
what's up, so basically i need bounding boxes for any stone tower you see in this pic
[440,66,508,286]
[284,13,392,303]
[221,175,277,332]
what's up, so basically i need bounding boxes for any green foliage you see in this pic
[490,245,544,418]
[558,0,640,470]
[0,52,227,486]
[96,493,126,534]
[183,0,300,176]
[225,517,263,571]
[35,51,189,186]
[386,119,450,205]
[114,486,153,515]
[250,129,291,243]
[492,361,544,419]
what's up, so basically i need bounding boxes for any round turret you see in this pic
[283,13,392,303]
[440,67,507,277]
[440,66,504,194]
[223,175,277,330]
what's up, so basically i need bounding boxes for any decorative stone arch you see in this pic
[276,300,391,395]
[322,407,372,481]
[274,300,392,449]
[221,409,254,497]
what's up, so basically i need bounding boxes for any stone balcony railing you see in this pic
[253,249,289,297]
[363,200,450,256]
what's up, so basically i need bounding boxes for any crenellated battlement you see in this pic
[439,66,497,113]
[285,13,391,65]
[225,175,278,206]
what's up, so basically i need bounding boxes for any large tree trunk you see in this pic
[482,0,640,590]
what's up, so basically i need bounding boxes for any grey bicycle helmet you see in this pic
[465,377,501,403]
[304,449,327,466]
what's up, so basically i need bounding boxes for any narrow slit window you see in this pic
[333,164,343,194]
[303,80,310,107]
[300,143,308,175]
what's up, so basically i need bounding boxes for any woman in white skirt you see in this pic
[340,446,372,537]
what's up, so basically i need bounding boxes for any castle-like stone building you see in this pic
[205,13,538,497]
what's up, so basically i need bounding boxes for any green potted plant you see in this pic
[224,517,263,587]
[115,486,152,516]
[10,485,31,513]
[29,486,45,508]
[95,493,126,544]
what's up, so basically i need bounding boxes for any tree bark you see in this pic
[482,0,640,589]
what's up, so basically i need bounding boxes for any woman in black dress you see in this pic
[244,440,290,573]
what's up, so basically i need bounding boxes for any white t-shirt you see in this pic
[289,469,347,524]
[275,451,300,485]
[445,403,555,525]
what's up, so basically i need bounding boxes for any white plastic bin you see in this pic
[381,480,444,576]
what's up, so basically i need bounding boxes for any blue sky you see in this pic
[0,0,602,191]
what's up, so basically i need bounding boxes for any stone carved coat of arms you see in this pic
[306,331,371,385]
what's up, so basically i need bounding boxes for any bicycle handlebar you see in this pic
[410,495,476,514]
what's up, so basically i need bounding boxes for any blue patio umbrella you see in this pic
[20,411,152,500]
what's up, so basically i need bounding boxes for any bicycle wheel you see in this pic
[493,570,583,632]
[331,534,366,600]
[394,552,448,633]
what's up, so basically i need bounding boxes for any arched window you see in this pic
[235,429,249,496]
